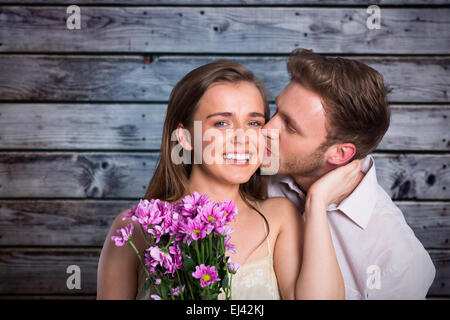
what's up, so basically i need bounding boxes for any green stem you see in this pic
[169,284,174,300]
[194,240,202,265]
[176,269,184,300]
[149,233,155,245]
[163,234,176,251]
[152,282,163,299]
[127,239,150,279]
[139,224,151,247]
[206,285,211,300]
[185,274,195,300]
[228,275,233,300]
[208,233,213,265]
[201,240,205,263]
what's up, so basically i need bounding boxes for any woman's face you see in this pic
[188,81,266,185]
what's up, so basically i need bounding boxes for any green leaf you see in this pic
[160,284,168,299]
[221,275,229,290]
[183,257,196,272]
[144,279,151,291]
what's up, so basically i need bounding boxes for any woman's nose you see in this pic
[232,128,247,145]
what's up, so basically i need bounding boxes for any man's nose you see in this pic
[262,117,275,138]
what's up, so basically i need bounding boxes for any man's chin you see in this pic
[259,163,286,176]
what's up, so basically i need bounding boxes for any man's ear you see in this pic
[326,143,356,166]
[176,123,193,151]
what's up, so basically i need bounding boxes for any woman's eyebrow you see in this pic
[206,112,265,119]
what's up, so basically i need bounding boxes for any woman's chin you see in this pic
[220,170,257,185]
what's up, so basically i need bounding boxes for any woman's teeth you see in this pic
[223,153,251,162]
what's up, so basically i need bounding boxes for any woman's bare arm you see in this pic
[97,210,144,299]
[295,159,362,299]
[274,160,361,300]
[272,198,304,300]
[295,195,344,299]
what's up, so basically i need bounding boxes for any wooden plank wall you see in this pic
[0,1,449,299]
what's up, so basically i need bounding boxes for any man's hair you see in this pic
[287,48,390,159]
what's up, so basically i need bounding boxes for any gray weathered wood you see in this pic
[428,250,450,296]
[374,154,449,200]
[1,7,449,54]
[0,200,135,247]
[396,202,449,249]
[378,105,450,151]
[0,55,448,103]
[0,103,167,150]
[2,1,450,5]
[0,200,447,248]
[0,152,448,199]
[0,248,99,295]
[0,248,446,296]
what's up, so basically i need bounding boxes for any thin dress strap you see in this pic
[256,201,271,257]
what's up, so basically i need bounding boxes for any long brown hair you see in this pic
[143,60,271,242]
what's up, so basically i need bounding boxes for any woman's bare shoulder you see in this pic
[258,197,302,226]
[259,197,299,214]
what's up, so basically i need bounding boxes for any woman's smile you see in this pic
[222,152,253,166]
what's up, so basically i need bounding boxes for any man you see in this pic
[263,48,436,299]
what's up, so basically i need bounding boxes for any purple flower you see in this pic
[150,294,161,300]
[121,205,136,220]
[181,216,212,242]
[219,198,238,223]
[144,245,182,276]
[145,246,169,275]
[192,264,221,288]
[168,243,184,273]
[140,200,174,242]
[111,222,134,246]
[199,202,226,230]
[227,261,240,273]
[131,199,164,233]
[169,285,185,297]
[180,192,210,217]
[224,234,236,254]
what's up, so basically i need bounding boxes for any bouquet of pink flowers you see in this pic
[111,192,240,300]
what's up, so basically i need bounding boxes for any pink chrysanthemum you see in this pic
[227,261,240,273]
[192,264,221,288]
[144,245,182,276]
[111,222,134,247]
[224,234,236,254]
[199,202,227,233]
[219,198,238,223]
[181,216,212,242]
[180,192,210,217]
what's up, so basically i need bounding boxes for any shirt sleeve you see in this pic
[367,238,436,299]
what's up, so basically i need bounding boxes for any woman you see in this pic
[97,61,361,300]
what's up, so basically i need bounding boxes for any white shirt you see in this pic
[267,155,436,299]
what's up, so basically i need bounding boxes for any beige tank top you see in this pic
[219,214,281,300]
[135,203,281,300]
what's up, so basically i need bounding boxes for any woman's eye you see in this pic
[286,123,296,133]
[213,121,228,127]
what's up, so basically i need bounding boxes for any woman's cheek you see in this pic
[202,129,226,165]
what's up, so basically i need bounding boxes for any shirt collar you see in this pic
[279,155,378,230]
